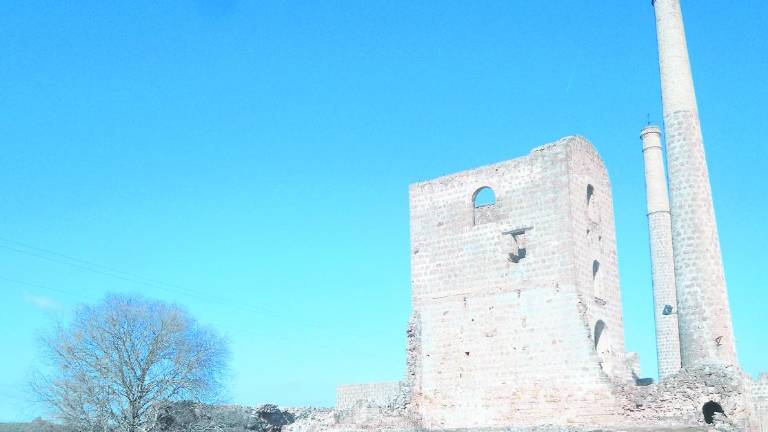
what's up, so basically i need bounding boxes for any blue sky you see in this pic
[1,0,766,422]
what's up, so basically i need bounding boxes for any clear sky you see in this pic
[1,0,766,422]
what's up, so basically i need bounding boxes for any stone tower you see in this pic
[408,137,634,429]
[640,125,681,379]
[652,0,738,367]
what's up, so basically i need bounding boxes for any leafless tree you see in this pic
[32,294,229,432]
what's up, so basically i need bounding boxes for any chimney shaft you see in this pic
[640,125,681,379]
[653,0,738,367]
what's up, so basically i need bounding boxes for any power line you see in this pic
[0,237,388,340]
[0,274,396,360]
[0,241,205,298]
[0,236,405,380]
[0,275,73,297]
[0,236,213,294]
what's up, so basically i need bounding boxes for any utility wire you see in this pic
[0,235,406,382]
[0,274,395,360]
[0,237,394,341]
[0,241,206,298]
[0,236,210,294]
[0,275,73,297]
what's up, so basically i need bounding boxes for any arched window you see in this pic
[702,401,725,424]
[472,187,498,226]
[594,319,612,374]
[473,187,496,208]
[593,260,603,299]
[594,319,606,349]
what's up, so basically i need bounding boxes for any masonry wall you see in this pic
[755,374,768,432]
[567,137,629,381]
[408,136,633,429]
[617,365,759,430]
[336,382,402,410]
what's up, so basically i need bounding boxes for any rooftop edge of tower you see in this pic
[408,135,604,190]
[641,125,663,152]
[640,124,662,138]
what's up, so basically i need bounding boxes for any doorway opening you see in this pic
[702,401,725,424]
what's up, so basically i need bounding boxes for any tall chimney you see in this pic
[652,0,738,367]
[640,125,681,379]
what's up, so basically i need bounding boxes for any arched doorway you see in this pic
[702,401,725,424]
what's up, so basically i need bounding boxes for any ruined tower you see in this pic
[652,0,738,367]
[407,137,634,429]
[640,125,681,379]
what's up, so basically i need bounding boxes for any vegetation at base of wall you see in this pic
[0,419,64,432]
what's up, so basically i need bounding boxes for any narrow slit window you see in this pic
[593,260,603,298]
[587,184,599,222]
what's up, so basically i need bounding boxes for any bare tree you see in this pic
[32,294,229,432]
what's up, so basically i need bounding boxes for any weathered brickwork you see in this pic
[640,125,681,380]
[619,366,759,430]
[653,0,738,368]
[754,374,768,432]
[407,137,633,429]
[336,382,402,411]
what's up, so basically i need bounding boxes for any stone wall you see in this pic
[754,373,768,432]
[335,382,402,410]
[149,402,297,432]
[616,365,758,430]
[407,136,634,429]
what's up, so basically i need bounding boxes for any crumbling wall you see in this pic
[616,365,755,430]
[150,402,296,432]
[402,311,422,422]
[336,382,402,411]
[331,312,421,429]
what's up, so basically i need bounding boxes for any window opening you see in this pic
[473,186,496,208]
[594,319,612,374]
[593,260,603,298]
[587,184,599,222]
[594,320,606,349]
